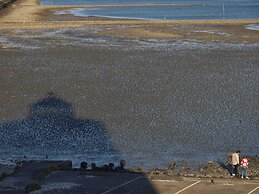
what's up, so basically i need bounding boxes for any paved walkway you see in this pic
[151,178,259,194]
[0,161,258,194]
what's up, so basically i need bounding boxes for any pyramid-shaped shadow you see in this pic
[0,92,119,162]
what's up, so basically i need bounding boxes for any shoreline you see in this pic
[41,3,208,9]
[1,160,258,193]
[1,155,259,179]
[0,0,259,42]
[0,0,259,25]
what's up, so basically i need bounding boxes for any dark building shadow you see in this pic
[0,92,117,159]
[0,92,158,194]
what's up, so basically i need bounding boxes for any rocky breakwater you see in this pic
[146,156,259,180]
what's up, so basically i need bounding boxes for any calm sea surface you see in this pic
[40,0,259,20]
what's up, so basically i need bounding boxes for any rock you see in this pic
[102,165,109,171]
[166,169,174,176]
[129,166,142,173]
[25,182,41,193]
[80,162,87,169]
[108,163,114,170]
[91,163,97,170]
[168,161,176,170]
[120,160,126,169]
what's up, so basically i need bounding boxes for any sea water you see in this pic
[40,0,259,20]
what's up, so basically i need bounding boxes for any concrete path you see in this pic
[0,160,156,194]
[151,177,259,194]
[36,171,156,194]
[0,161,258,194]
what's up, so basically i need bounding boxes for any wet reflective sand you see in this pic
[0,27,258,169]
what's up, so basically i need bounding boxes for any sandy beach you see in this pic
[0,0,259,169]
[0,0,259,42]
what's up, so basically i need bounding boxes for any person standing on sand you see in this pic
[231,150,240,176]
[241,156,249,179]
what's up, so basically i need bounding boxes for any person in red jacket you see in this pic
[241,156,249,179]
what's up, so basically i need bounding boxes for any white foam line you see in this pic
[246,24,259,31]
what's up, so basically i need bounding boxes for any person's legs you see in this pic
[234,164,238,176]
[244,168,249,179]
[241,167,245,178]
[232,165,236,176]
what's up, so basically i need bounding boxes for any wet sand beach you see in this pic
[0,0,259,169]
[0,0,259,42]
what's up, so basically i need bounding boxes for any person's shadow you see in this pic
[218,161,233,176]
[0,92,118,162]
